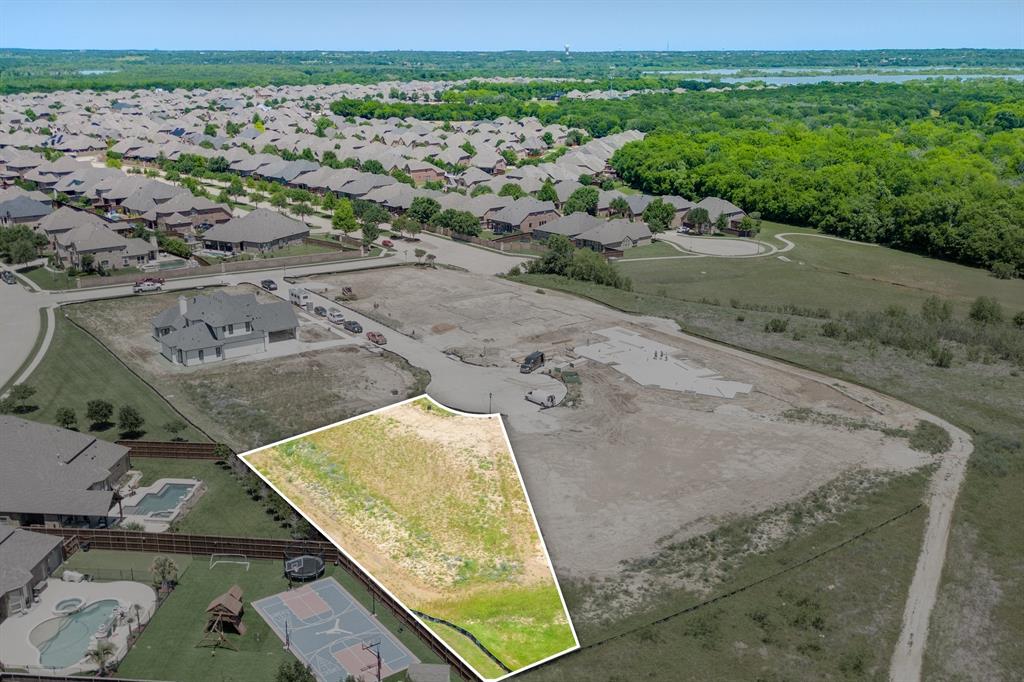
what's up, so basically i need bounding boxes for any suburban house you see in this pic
[486,199,558,234]
[690,196,747,234]
[200,208,309,253]
[0,415,130,528]
[55,224,158,270]
[140,193,233,234]
[152,291,299,366]
[0,527,64,622]
[36,205,108,246]
[530,212,604,242]
[0,194,52,227]
[574,218,653,252]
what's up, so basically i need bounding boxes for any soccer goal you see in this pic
[209,553,250,571]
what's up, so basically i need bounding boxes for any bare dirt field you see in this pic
[65,285,424,450]
[304,268,940,613]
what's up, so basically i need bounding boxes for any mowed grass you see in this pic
[421,583,577,672]
[131,458,291,538]
[62,551,441,682]
[426,621,507,680]
[19,315,207,442]
[617,241,683,259]
[616,221,1024,316]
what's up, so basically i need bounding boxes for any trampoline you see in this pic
[285,555,325,582]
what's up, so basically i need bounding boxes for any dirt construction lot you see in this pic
[65,285,424,450]
[302,268,939,610]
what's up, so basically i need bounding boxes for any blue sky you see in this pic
[1,0,1021,51]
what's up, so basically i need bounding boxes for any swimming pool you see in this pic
[123,482,196,515]
[30,599,119,669]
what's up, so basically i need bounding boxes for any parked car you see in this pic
[366,331,387,345]
[520,350,545,373]
[2,271,16,284]
[260,279,278,291]
[343,320,363,334]
[381,239,394,248]
[133,280,163,294]
[313,305,328,317]
[327,308,345,324]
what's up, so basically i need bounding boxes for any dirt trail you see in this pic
[889,419,973,681]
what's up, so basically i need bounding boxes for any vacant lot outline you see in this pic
[239,395,580,681]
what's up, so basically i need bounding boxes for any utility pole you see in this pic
[488,392,493,413]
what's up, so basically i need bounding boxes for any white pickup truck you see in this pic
[132,280,163,294]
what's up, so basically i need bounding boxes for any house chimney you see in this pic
[178,295,187,315]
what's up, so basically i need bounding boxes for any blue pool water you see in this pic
[33,599,119,668]
[124,483,195,515]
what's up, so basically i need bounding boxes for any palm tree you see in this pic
[85,639,117,675]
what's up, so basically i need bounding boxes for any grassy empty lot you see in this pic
[61,550,441,682]
[617,221,1024,316]
[132,457,291,538]
[19,315,207,442]
[246,398,576,675]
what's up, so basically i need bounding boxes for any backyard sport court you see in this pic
[252,578,418,682]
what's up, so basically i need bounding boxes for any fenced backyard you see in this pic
[32,529,476,681]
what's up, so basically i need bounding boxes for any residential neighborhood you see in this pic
[0,10,1017,682]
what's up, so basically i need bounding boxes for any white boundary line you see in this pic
[238,393,581,681]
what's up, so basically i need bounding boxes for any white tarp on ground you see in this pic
[575,326,753,399]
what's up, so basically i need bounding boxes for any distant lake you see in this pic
[721,73,1024,85]
[77,69,120,75]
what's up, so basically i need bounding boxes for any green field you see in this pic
[18,316,207,442]
[618,241,683,259]
[59,551,441,682]
[131,458,291,538]
[617,222,1024,316]
[246,398,577,676]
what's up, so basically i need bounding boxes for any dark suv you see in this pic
[343,320,363,333]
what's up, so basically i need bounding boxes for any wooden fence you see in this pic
[27,527,479,681]
[117,440,226,460]
[423,224,545,255]
[73,248,373,289]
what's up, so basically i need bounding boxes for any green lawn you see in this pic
[257,243,338,259]
[131,458,292,538]
[22,266,76,290]
[19,316,207,442]
[59,551,441,682]
[618,240,683,259]
[616,221,1024,316]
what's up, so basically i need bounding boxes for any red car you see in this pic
[366,331,387,345]
[381,239,394,248]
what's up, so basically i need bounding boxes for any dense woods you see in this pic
[608,82,1024,272]
[2,48,1020,93]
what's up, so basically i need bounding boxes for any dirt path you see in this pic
[889,421,973,681]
